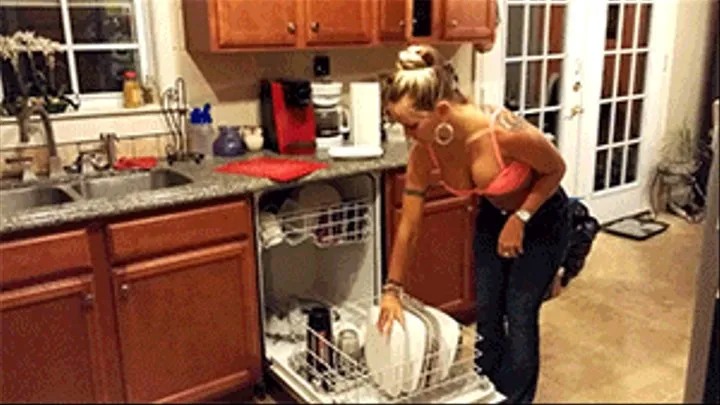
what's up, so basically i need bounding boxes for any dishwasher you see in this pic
[253,172,504,403]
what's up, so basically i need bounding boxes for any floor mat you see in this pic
[602,212,670,241]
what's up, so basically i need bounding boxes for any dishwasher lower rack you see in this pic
[263,295,504,404]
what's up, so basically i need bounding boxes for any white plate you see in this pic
[364,306,427,398]
[424,306,461,381]
[328,145,384,160]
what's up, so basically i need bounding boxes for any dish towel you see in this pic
[113,156,158,170]
[215,156,329,182]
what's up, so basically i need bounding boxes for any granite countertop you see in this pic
[0,142,410,237]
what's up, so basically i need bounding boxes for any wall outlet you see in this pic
[313,55,330,78]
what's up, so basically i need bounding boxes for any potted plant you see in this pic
[0,31,79,117]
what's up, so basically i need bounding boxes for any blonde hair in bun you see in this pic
[382,45,467,112]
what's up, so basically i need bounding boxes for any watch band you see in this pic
[515,209,532,223]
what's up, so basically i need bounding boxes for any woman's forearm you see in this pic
[387,220,421,286]
[519,170,564,214]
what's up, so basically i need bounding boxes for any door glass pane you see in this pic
[548,5,566,55]
[525,113,540,129]
[602,55,616,99]
[630,99,643,140]
[76,50,139,93]
[605,4,620,50]
[625,142,639,183]
[614,101,628,143]
[546,59,563,107]
[594,149,608,191]
[598,103,612,146]
[634,52,647,94]
[618,54,632,97]
[505,62,522,110]
[0,2,64,41]
[621,4,637,49]
[527,5,545,56]
[525,61,543,110]
[507,6,524,57]
[638,4,652,48]
[69,1,136,43]
[610,147,624,187]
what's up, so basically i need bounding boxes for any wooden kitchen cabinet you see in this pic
[384,170,477,323]
[112,241,261,403]
[304,0,375,45]
[441,0,498,44]
[379,0,408,41]
[1,276,102,403]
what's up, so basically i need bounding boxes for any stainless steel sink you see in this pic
[71,168,193,199]
[0,186,77,216]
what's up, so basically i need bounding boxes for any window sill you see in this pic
[0,104,166,124]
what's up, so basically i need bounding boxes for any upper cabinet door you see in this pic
[305,0,374,45]
[379,0,408,41]
[215,0,298,48]
[442,0,497,41]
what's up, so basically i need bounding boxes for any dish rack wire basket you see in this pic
[265,294,497,404]
[260,198,373,249]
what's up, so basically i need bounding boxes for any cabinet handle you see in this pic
[310,22,320,32]
[82,293,94,309]
[450,19,459,27]
[119,283,130,300]
[399,20,405,27]
[287,22,297,34]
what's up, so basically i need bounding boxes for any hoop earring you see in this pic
[434,122,455,146]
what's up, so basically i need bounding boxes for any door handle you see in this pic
[565,105,584,119]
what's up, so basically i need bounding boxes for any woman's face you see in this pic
[386,96,442,144]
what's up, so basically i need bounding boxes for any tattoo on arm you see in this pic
[496,109,536,133]
[403,187,427,199]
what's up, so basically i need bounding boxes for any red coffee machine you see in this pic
[260,79,317,155]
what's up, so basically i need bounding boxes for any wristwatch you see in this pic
[515,209,532,223]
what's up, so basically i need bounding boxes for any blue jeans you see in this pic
[474,188,570,403]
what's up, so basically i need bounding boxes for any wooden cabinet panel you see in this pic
[0,229,92,287]
[305,0,374,45]
[112,241,260,403]
[215,0,299,47]
[107,201,251,264]
[1,276,102,403]
[379,0,408,41]
[392,196,476,320]
[442,0,498,41]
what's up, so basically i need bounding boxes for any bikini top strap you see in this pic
[424,142,442,170]
[489,107,506,169]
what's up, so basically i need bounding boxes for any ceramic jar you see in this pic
[244,126,265,152]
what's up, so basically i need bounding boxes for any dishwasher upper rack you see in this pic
[265,294,497,404]
[259,197,373,249]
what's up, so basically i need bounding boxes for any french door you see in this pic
[477,0,671,223]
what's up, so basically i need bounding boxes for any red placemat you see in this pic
[215,156,329,182]
[113,156,158,170]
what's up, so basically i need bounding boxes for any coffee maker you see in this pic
[260,79,317,155]
[310,81,350,149]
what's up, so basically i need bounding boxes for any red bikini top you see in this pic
[425,108,532,197]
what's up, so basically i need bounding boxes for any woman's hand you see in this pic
[376,292,405,337]
[497,215,525,258]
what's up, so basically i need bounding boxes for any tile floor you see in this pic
[242,213,705,404]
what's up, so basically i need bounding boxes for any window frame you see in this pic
[0,0,154,111]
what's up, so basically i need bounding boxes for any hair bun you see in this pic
[397,45,439,70]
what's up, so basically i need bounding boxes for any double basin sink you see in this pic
[0,168,194,217]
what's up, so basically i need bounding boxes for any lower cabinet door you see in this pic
[1,276,102,403]
[392,195,477,321]
[112,241,261,403]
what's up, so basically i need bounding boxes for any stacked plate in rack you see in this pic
[363,296,463,399]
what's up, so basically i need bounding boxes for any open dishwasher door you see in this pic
[254,172,504,403]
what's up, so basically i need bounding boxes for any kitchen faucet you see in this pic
[16,100,64,179]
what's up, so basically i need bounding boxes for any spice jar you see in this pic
[123,70,143,108]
